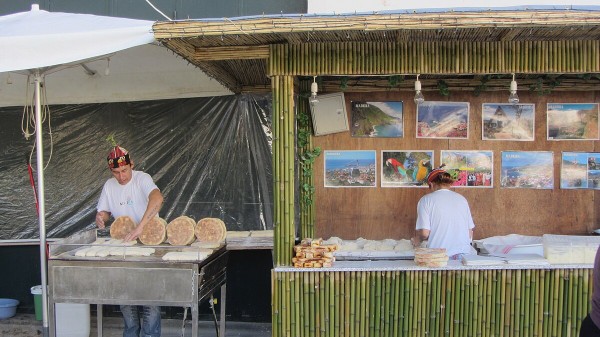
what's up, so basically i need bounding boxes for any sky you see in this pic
[308,1,600,13]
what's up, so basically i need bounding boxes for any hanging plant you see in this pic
[473,75,491,97]
[437,80,450,96]
[388,75,404,88]
[299,147,321,209]
[340,76,349,91]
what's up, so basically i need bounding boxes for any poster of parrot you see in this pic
[381,150,433,187]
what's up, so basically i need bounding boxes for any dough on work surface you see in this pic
[195,218,227,243]
[250,230,273,238]
[166,216,196,245]
[190,241,221,249]
[110,216,137,240]
[162,251,209,261]
[394,239,414,252]
[323,237,343,245]
[139,217,167,245]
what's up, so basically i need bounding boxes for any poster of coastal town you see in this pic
[351,101,403,138]
[482,103,535,141]
[417,101,469,139]
[324,150,377,187]
[547,103,599,140]
[440,150,493,188]
[381,150,433,188]
[500,151,554,189]
[560,152,600,189]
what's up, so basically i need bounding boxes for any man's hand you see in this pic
[95,211,110,229]
[124,225,143,242]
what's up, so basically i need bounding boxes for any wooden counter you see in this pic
[272,261,592,337]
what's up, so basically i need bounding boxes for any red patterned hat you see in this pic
[426,165,447,184]
[107,145,131,169]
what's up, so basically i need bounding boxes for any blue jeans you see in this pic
[120,305,161,337]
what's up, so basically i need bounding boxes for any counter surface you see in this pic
[275,259,593,272]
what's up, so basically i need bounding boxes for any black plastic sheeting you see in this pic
[0,94,274,240]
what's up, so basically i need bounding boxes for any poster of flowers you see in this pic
[482,103,535,141]
[351,101,403,138]
[561,152,600,189]
[547,103,599,140]
[500,151,554,189]
[417,101,469,139]
[381,150,433,188]
[440,150,493,188]
[324,150,377,187]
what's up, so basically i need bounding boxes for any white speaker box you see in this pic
[309,92,349,136]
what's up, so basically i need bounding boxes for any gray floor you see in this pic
[0,313,271,337]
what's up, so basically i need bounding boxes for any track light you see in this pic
[309,76,319,105]
[508,73,519,104]
[414,74,424,105]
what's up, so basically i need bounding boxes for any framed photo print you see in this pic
[547,103,599,140]
[440,150,493,188]
[482,103,535,141]
[561,152,600,189]
[417,101,469,139]
[324,150,377,187]
[381,150,433,188]
[351,101,403,138]
[501,151,554,189]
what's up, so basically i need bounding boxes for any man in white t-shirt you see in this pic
[411,167,475,259]
[95,145,164,337]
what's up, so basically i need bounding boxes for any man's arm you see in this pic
[124,188,164,241]
[95,211,111,229]
[411,229,430,248]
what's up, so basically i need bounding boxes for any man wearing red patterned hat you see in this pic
[95,144,164,337]
[410,166,476,260]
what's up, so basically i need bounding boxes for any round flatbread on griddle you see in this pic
[139,217,167,245]
[166,216,196,245]
[110,216,136,240]
[195,218,227,243]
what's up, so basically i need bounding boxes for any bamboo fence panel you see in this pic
[268,41,600,77]
[272,268,592,337]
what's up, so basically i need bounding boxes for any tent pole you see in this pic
[34,71,50,337]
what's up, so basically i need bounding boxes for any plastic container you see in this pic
[474,234,543,256]
[0,298,19,319]
[30,285,43,321]
[543,234,600,264]
[56,303,90,337]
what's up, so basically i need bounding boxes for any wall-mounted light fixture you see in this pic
[508,73,519,104]
[104,57,111,76]
[309,76,319,105]
[414,74,424,105]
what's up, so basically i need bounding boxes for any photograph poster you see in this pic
[440,150,493,188]
[482,103,535,141]
[417,101,469,139]
[500,151,554,189]
[561,152,600,189]
[324,150,377,187]
[381,150,433,188]
[547,103,600,140]
[351,101,403,138]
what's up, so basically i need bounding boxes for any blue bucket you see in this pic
[0,298,19,319]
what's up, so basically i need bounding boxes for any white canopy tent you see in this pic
[0,5,228,335]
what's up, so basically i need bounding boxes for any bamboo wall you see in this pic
[313,90,600,241]
[273,268,591,337]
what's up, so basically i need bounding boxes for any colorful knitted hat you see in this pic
[107,145,131,169]
[426,164,447,184]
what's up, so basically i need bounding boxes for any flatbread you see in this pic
[139,217,167,245]
[166,216,196,245]
[195,218,226,243]
[110,216,136,240]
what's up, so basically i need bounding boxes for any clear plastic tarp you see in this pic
[0,94,273,240]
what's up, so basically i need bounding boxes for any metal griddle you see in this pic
[47,229,228,337]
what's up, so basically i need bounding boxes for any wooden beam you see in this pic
[194,45,270,61]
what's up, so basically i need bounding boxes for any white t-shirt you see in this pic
[415,188,475,257]
[97,170,159,224]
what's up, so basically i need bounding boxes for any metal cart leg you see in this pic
[192,303,198,337]
[97,304,103,337]
[48,300,55,337]
[220,284,226,337]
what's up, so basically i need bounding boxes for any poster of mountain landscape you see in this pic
[501,151,554,189]
[547,103,599,140]
[351,101,403,137]
[561,152,600,189]
[417,101,469,139]
[440,150,493,188]
[381,150,433,188]
[482,103,535,141]
[324,150,377,187]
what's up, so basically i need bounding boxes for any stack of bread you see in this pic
[292,238,337,268]
[414,248,448,267]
